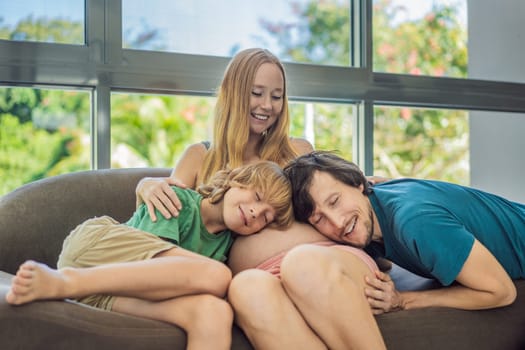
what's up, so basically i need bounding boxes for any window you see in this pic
[110,93,214,168]
[374,105,469,184]
[110,93,356,168]
[373,0,467,78]
[0,0,85,45]
[1,1,524,200]
[290,102,356,160]
[122,0,354,66]
[0,86,91,195]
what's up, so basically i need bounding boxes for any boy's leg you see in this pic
[112,294,233,350]
[280,244,387,350]
[6,247,231,305]
[228,269,327,350]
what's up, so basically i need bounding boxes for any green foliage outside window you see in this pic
[110,94,213,168]
[0,86,90,195]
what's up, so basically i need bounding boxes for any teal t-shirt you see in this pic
[126,187,234,262]
[368,179,525,285]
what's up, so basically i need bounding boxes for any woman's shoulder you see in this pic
[179,142,209,162]
[173,143,209,185]
[290,137,314,155]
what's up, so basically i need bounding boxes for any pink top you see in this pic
[255,240,378,278]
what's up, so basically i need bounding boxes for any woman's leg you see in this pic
[112,294,233,350]
[228,269,327,350]
[6,247,231,305]
[280,244,386,350]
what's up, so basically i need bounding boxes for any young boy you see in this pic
[6,160,293,350]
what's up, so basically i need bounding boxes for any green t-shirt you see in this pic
[126,187,234,262]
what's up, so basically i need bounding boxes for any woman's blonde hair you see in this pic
[197,161,294,230]
[198,48,298,185]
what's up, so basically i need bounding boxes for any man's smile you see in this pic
[343,216,357,239]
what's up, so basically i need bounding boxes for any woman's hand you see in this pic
[136,177,187,221]
[364,270,404,314]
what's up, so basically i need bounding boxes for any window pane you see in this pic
[110,93,215,168]
[290,102,355,160]
[110,93,354,168]
[374,106,469,184]
[122,0,353,66]
[373,0,467,78]
[0,87,91,196]
[0,0,85,44]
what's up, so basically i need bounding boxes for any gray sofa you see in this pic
[1,168,525,350]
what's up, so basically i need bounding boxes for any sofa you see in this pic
[1,168,525,350]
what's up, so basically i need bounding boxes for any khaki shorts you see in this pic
[57,215,176,310]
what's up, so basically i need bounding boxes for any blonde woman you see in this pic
[136,48,312,220]
[135,47,332,272]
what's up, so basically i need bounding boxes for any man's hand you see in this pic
[364,270,404,314]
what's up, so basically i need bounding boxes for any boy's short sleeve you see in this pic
[126,199,182,244]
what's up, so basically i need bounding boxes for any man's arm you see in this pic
[366,240,516,312]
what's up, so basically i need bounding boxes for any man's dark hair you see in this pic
[283,151,370,223]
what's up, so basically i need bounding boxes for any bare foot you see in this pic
[5,260,70,305]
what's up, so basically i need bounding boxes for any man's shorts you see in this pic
[255,240,378,278]
[57,215,176,310]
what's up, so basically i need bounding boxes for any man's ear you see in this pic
[359,183,364,193]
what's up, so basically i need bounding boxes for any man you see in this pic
[283,150,523,312]
[227,151,524,349]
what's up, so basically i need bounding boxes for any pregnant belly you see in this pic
[227,221,330,275]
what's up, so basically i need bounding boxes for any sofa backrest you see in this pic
[0,168,171,274]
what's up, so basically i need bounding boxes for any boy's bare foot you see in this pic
[5,260,70,305]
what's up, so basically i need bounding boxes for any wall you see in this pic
[468,0,525,202]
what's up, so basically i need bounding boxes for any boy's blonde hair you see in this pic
[197,161,294,230]
[198,48,298,185]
